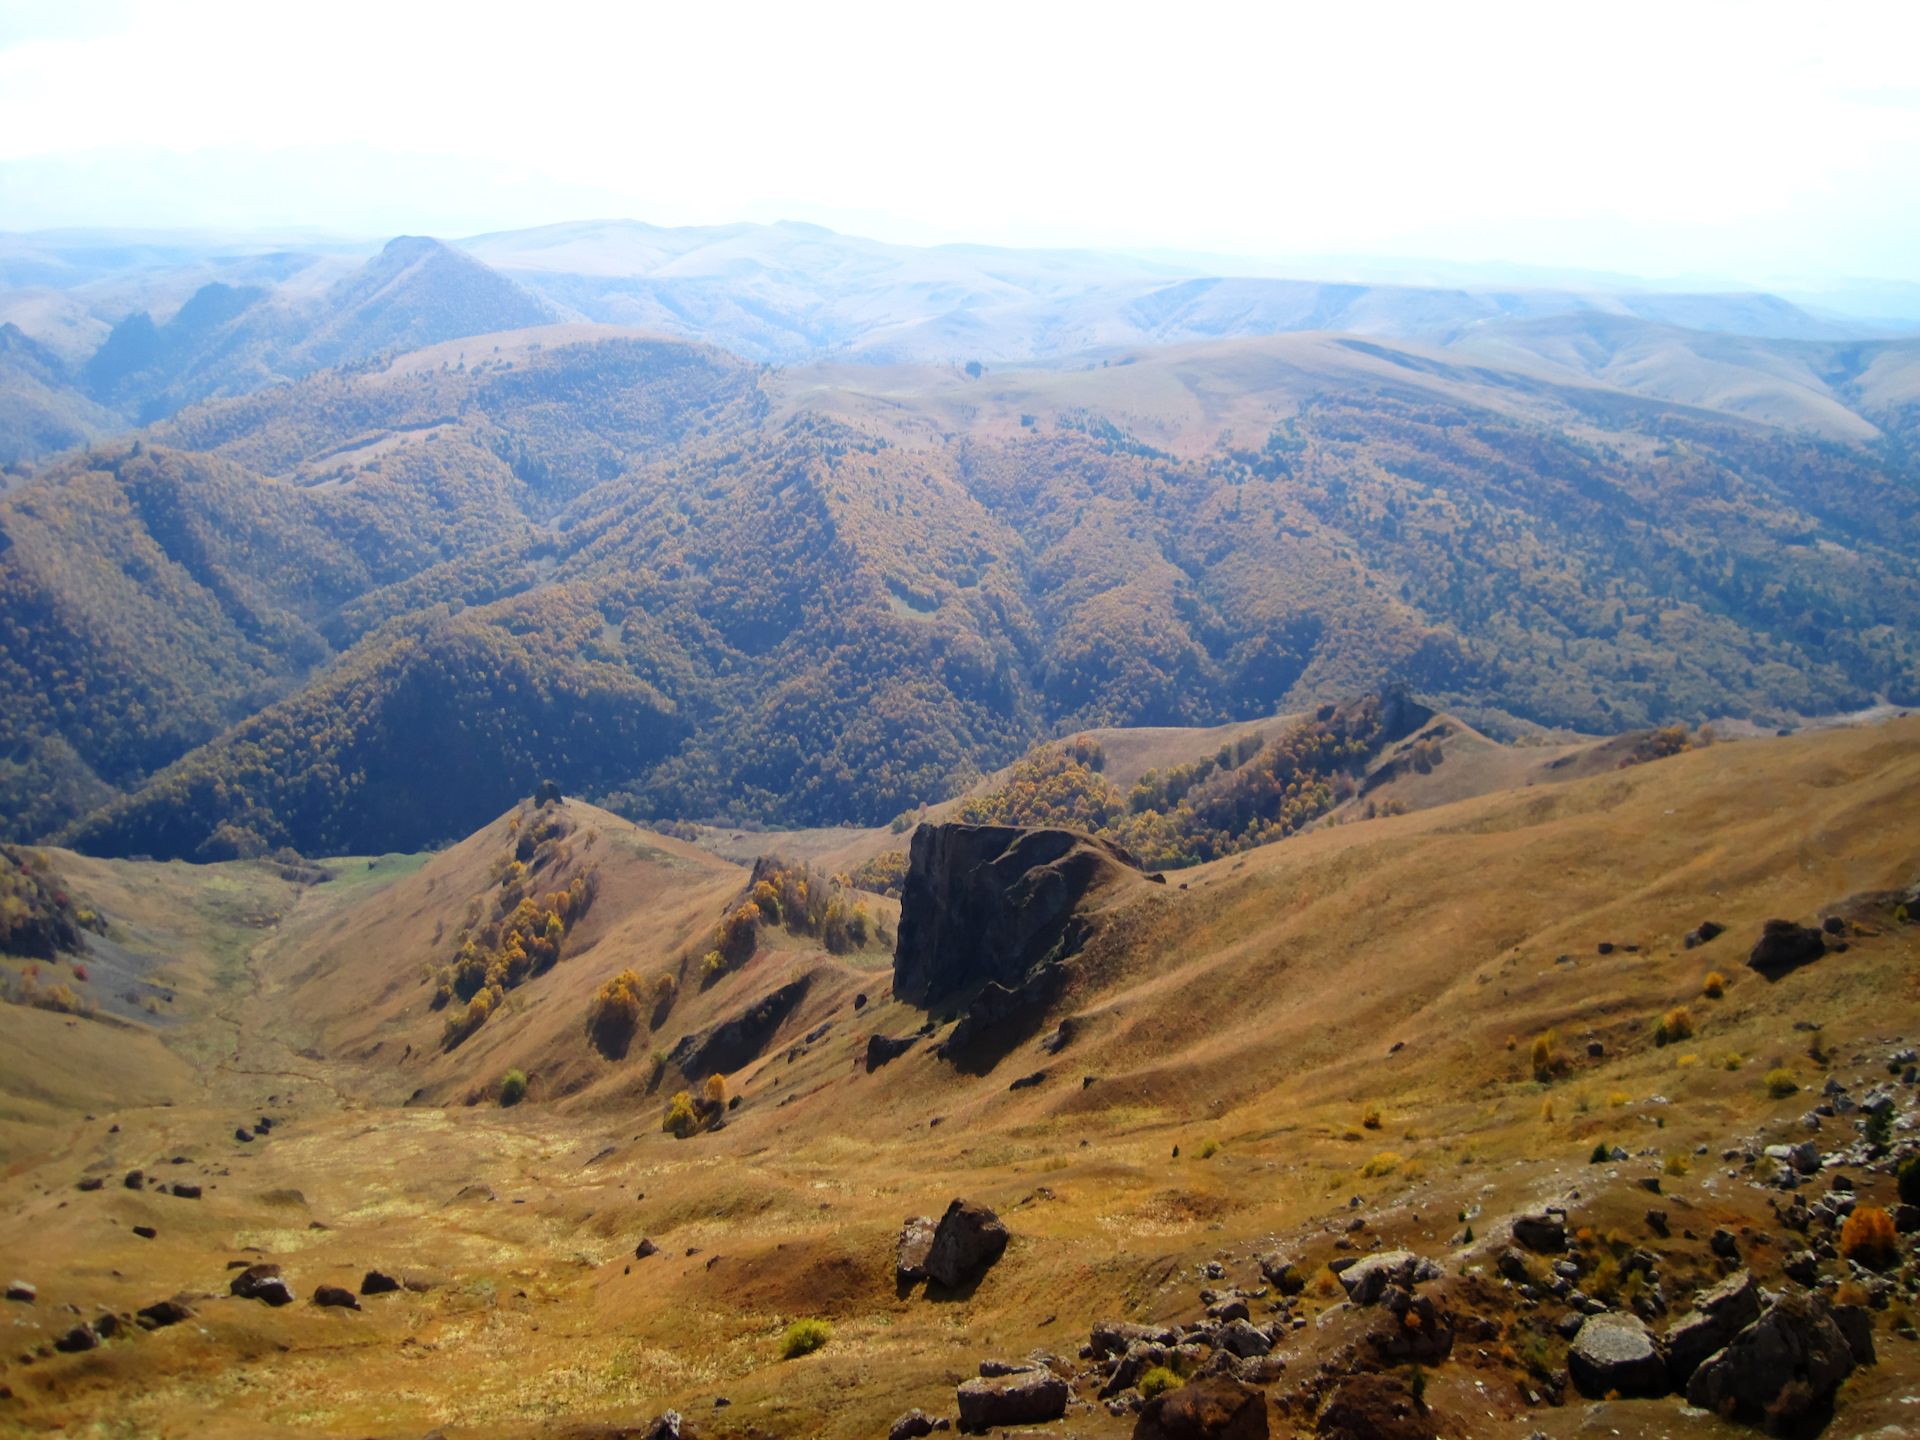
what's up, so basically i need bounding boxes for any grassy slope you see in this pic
[0,720,1915,1434]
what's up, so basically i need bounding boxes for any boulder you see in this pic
[1101,1340,1174,1399]
[635,1238,659,1259]
[893,824,1140,1009]
[169,1183,202,1199]
[866,1034,916,1071]
[896,1215,937,1281]
[230,1263,294,1307]
[5,1280,34,1303]
[1748,920,1828,977]
[137,1299,193,1328]
[360,1270,400,1295]
[124,1169,144,1189]
[1090,1319,1178,1358]
[312,1284,359,1309]
[889,1410,937,1440]
[76,1176,104,1191]
[1710,1228,1739,1259]
[1367,1287,1454,1363]
[1215,1318,1272,1358]
[1258,1253,1300,1291]
[955,1369,1068,1428]
[1784,1251,1821,1285]
[1313,1373,1439,1439]
[1511,1212,1567,1252]
[1663,1268,1761,1382]
[1133,1374,1268,1439]
[643,1411,683,1440]
[1207,1298,1251,1324]
[53,1323,98,1353]
[1567,1312,1668,1398]
[668,976,811,1082]
[1686,1291,1856,1426]
[1684,920,1725,949]
[923,1198,1008,1287]
[1831,1303,1876,1366]
[1337,1251,1418,1305]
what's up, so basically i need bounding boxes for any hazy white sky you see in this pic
[1,0,1917,281]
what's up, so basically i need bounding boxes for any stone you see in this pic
[1556,1311,1586,1340]
[1207,1298,1251,1324]
[1684,920,1725,949]
[1685,1291,1856,1425]
[1663,1268,1761,1382]
[955,1369,1069,1428]
[132,1225,157,1239]
[1511,1213,1567,1252]
[1312,1373,1436,1439]
[894,824,1141,1011]
[1090,1320,1179,1358]
[1894,1204,1920,1234]
[896,1215,937,1281]
[5,1281,35,1303]
[1102,1341,1174,1398]
[76,1177,103,1192]
[1644,1209,1668,1237]
[669,974,812,1082]
[1567,1312,1668,1398]
[923,1198,1009,1287]
[1783,1250,1820,1284]
[169,1183,201,1199]
[1337,1251,1419,1305]
[1258,1253,1300,1292]
[1134,1375,1268,1439]
[137,1299,193,1328]
[1831,1304,1876,1366]
[123,1169,144,1189]
[889,1410,937,1440]
[312,1284,359,1309]
[230,1264,294,1306]
[1367,1286,1454,1363]
[1748,919,1828,977]
[1215,1318,1271,1358]
[1709,1228,1739,1258]
[866,1034,916,1071]
[53,1323,98,1353]
[1586,1041,1605,1058]
[643,1411,683,1440]
[635,1238,659,1259]
[235,1128,253,1142]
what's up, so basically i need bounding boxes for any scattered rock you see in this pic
[896,1215,936,1282]
[866,1034,917,1071]
[1663,1268,1761,1383]
[1207,1298,1251,1324]
[853,992,867,1010]
[1645,1209,1668,1237]
[132,1225,157,1239]
[312,1285,359,1309]
[1313,1373,1438,1439]
[359,1270,400,1295]
[955,1369,1069,1428]
[635,1239,659,1260]
[123,1170,144,1190]
[5,1281,35,1303]
[136,1299,192,1328]
[923,1198,1009,1287]
[1586,1041,1605,1058]
[1686,1291,1856,1426]
[1134,1374,1268,1439]
[230,1264,293,1306]
[1511,1213,1566,1253]
[1748,920,1828,977]
[1831,1303,1876,1367]
[1567,1312,1668,1398]
[1090,1320,1179,1358]
[1215,1319,1272,1358]
[890,1410,936,1440]
[169,1183,201,1199]
[53,1323,98,1354]
[234,1128,254,1143]
[76,1177,104,1192]
[1008,1070,1047,1091]
[1710,1228,1739,1259]
[643,1410,684,1440]
[1338,1251,1419,1305]
[1684,921,1725,949]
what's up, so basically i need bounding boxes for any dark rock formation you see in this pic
[866,1033,916,1071]
[1134,1374,1269,1439]
[668,976,810,1081]
[1313,1373,1439,1439]
[1686,1291,1856,1425]
[4,1281,33,1302]
[230,1263,293,1306]
[924,1198,1009,1287]
[634,1239,658,1260]
[1568,1313,1668,1397]
[360,1270,400,1295]
[1749,920,1829,977]
[312,1284,359,1309]
[1511,1212,1567,1252]
[894,824,1140,1010]
[889,1410,937,1440]
[1091,1319,1179,1358]
[136,1299,192,1328]
[1337,1251,1418,1305]
[53,1323,98,1353]
[1684,920,1725,949]
[1664,1268,1761,1383]
[896,1216,936,1282]
[955,1368,1068,1428]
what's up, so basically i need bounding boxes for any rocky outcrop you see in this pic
[229,1263,293,1306]
[954,1368,1068,1428]
[866,1033,916,1071]
[1511,1211,1567,1252]
[924,1198,1009,1287]
[312,1284,359,1309]
[1568,1312,1667,1397]
[1664,1268,1762,1383]
[1091,1319,1179,1358]
[1748,920,1829,977]
[1134,1374,1269,1439]
[1314,1373,1440,1439]
[1337,1250,1419,1305]
[1686,1291,1856,1425]
[893,824,1140,1010]
[667,976,810,1081]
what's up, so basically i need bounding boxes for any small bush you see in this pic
[1663,1152,1689,1177]
[499,1069,527,1106]
[781,1318,832,1358]
[1722,1052,1744,1071]
[1362,1151,1404,1177]
[1703,971,1727,999]
[1897,1155,1920,1206]
[1311,1266,1342,1298]
[1531,1029,1569,1081]
[1765,1068,1799,1098]
[1607,1091,1629,1108]
[663,1090,698,1138]
[1676,1053,1701,1068]
[1540,1098,1555,1122]
[1198,1139,1219,1159]
[1866,1107,1894,1148]
[1590,1141,1610,1164]
[704,1073,728,1108]
[1138,1365,1181,1400]
[1840,1206,1900,1270]
[1362,1104,1382,1130]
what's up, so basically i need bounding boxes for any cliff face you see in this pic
[892,824,1142,1010]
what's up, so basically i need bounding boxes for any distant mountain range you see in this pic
[4,220,1919,464]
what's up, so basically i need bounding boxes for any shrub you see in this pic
[1664,1007,1695,1041]
[1362,1152,1404,1177]
[1590,1142,1610,1164]
[1897,1155,1920,1206]
[587,968,646,1057]
[781,1319,832,1358]
[1722,1052,1744,1071]
[1311,1266,1342,1298]
[500,1069,527,1106]
[1362,1104,1382,1130]
[663,1090,698,1138]
[1138,1365,1181,1400]
[1676,1053,1701,1068]
[1866,1107,1894,1148]
[1607,1091,1629,1108]
[1663,1152,1689,1177]
[1703,971,1726,998]
[1198,1139,1219,1159]
[1765,1068,1799,1098]
[1840,1206,1900,1270]
[704,1073,728,1107]
[1531,1029,1568,1081]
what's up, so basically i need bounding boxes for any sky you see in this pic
[1,0,1917,286]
